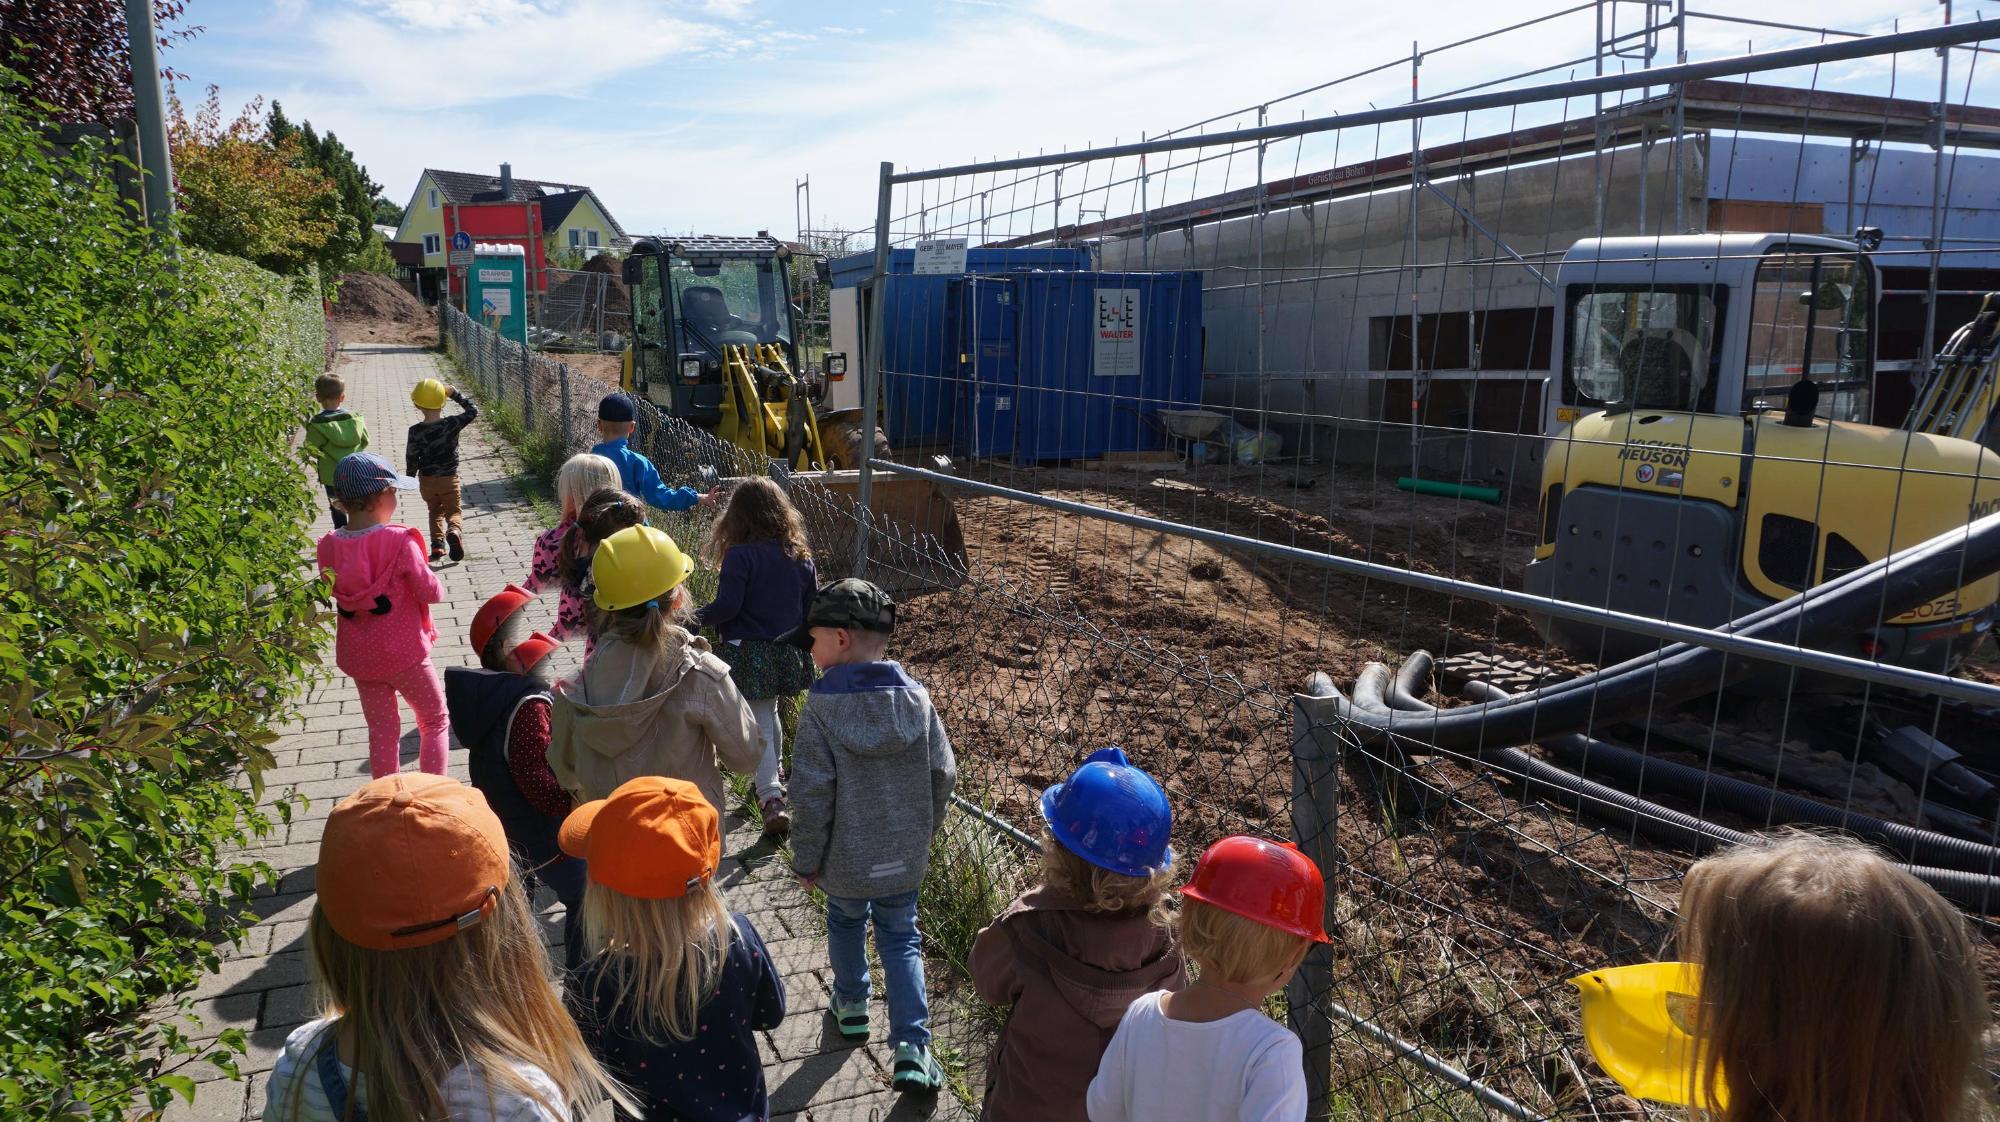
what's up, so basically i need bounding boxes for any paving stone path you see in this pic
[160,343,960,1122]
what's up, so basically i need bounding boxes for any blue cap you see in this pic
[598,392,636,422]
[1040,747,1174,877]
[334,452,419,501]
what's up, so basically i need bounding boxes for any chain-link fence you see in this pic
[540,267,631,351]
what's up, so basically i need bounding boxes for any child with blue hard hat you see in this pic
[969,747,1186,1122]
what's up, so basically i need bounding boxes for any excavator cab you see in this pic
[1528,233,2000,678]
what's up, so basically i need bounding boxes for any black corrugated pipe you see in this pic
[1377,652,2000,874]
[1317,657,2000,911]
[1301,512,2000,750]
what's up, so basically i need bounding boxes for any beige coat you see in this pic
[548,627,762,814]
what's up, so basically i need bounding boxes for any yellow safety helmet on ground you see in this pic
[411,378,448,410]
[591,525,692,611]
[1570,961,1723,1108]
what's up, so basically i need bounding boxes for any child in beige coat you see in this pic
[548,525,761,814]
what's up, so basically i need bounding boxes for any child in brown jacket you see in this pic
[969,748,1185,1122]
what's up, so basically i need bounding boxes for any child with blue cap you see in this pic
[969,747,1185,1122]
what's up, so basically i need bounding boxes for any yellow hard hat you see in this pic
[591,525,692,611]
[1570,962,1724,1108]
[412,378,448,410]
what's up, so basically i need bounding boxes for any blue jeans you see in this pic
[824,890,928,1047]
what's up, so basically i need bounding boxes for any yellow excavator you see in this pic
[619,235,965,587]
[1525,232,2000,677]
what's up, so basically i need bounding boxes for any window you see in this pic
[569,229,581,248]
[422,233,441,255]
[587,230,600,248]
[1743,253,1872,422]
[1564,287,1722,413]
[428,188,438,209]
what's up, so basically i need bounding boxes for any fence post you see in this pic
[559,362,573,450]
[522,347,535,432]
[855,160,893,578]
[1288,685,1340,1120]
[492,328,504,409]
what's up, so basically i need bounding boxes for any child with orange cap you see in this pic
[446,584,580,964]
[560,776,786,1121]
[1085,835,1330,1122]
[264,773,631,1121]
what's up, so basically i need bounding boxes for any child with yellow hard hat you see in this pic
[547,525,762,815]
[405,377,478,562]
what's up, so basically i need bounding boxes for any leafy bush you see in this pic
[0,83,328,1117]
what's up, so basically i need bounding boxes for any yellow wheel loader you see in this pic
[619,236,965,588]
[1525,232,2000,678]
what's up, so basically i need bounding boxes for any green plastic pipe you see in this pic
[1396,476,1503,504]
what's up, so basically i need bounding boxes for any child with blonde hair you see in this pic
[561,775,786,1121]
[316,453,449,778]
[548,524,762,811]
[1087,835,1329,1122]
[694,476,818,832]
[1576,831,1988,1122]
[971,747,1185,1122]
[523,453,621,643]
[264,773,631,1122]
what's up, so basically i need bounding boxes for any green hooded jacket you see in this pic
[303,408,370,485]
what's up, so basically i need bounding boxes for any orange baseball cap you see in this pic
[559,776,720,899]
[317,774,513,951]
[470,584,535,660]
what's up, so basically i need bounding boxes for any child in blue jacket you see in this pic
[590,393,715,514]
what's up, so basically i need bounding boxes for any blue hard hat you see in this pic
[1039,747,1174,877]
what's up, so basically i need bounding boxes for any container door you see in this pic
[962,277,1018,459]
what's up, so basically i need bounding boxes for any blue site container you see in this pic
[830,249,1090,448]
[960,271,1204,465]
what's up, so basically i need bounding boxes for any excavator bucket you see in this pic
[771,468,968,593]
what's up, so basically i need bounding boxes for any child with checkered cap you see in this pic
[786,578,957,1093]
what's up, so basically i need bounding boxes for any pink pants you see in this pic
[354,659,449,778]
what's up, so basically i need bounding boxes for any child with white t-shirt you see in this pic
[1086,835,1332,1122]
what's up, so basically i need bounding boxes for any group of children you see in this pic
[293,374,1993,1122]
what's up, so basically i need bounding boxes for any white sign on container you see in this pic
[482,289,513,317]
[1093,288,1142,377]
[912,238,969,276]
[477,268,513,283]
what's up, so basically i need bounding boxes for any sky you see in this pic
[165,0,2000,242]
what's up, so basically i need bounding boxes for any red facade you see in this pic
[443,200,547,298]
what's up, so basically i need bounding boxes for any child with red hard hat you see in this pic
[1086,834,1330,1122]
[263,773,631,1122]
[560,776,786,1121]
[971,747,1186,1122]
[445,584,580,964]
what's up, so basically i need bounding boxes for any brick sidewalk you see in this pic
[161,343,959,1122]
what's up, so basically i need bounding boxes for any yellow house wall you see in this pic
[394,173,448,266]
[552,194,616,252]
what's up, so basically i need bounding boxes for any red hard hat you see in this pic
[470,584,535,659]
[511,631,560,673]
[1180,835,1331,944]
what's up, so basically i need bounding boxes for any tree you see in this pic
[0,0,197,125]
[168,86,340,278]
[373,197,406,228]
[269,101,393,279]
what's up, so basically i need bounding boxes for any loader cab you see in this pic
[625,235,801,421]
[1545,233,1878,435]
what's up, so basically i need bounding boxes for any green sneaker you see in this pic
[891,1041,943,1093]
[829,994,869,1040]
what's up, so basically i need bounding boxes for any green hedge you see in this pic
[0,85,328,1117]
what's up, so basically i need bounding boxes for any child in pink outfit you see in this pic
[317,452,450,777]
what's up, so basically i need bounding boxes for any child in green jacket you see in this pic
[303,373,369,528]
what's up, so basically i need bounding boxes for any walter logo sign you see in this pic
[1094,289,1142,377]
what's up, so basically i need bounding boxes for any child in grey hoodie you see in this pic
[786,578,956,1094]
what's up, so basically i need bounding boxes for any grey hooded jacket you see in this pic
[789,661,956,900]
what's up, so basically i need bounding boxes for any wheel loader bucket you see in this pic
[789,469,968,593]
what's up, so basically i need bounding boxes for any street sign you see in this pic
[448,250,473,267]
[451,230,473,251]
[913,238,968,276]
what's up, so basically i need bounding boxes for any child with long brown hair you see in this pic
[1669,832,1985,1122]
[561,776,786,1121]
[971,748,1185,1122]
[693,476,818,833]
[548,524,762,813]
[264,773,632,1122]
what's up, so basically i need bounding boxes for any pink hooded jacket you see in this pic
[315,523,443,680]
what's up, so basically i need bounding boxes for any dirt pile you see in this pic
[332,272,436,346]
[582,252,631,315]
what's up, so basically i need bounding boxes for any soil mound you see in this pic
[581,252,631,314]
[333,271,436,345]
